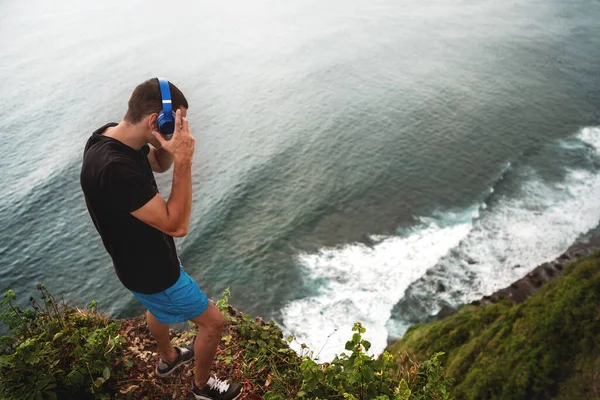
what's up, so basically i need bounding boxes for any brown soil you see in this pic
[112,307,265,400]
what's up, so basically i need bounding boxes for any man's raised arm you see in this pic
[131,109,195,237]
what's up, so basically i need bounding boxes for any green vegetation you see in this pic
[0,285,124,399]
[213,288,454,399]
[4,252,599,399]
[1,286,453,399]
[388,252,600,400]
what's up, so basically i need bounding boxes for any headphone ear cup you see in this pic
[156,111,174,135]
[156,111,165,133]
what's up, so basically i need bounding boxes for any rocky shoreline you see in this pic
[429,235,600,323]
[472,235,600,307]
[386,235,600,348]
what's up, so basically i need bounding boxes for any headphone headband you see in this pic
[156,77,175,135]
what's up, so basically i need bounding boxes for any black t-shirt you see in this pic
[80,123,180,294]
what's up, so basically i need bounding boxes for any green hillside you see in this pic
[388,252,600,400]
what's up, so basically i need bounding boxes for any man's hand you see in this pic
[151,109,195,164]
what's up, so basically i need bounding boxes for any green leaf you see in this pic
[0,354,14,368]
[73,346,84,357]
[396,378,411,400]
[52,332,63,342]
[222,334,232,345]
[362,340,371,351]
[102,366,110,380]
[287,335,294,343]
[362,365,374,381]
[345,341,354,351]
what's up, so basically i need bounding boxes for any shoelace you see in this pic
[179,347,190,356]
[207,377,230,393]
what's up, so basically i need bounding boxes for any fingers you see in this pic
[151,130,167,146]
[182,116,189,133]
[173,109,182,134]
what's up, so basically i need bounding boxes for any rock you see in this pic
[544,266,555,277]
[436,282,446,293]
[435,306,458,319]
[470,238,600,307]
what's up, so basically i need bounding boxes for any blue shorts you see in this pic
[130,266,209,324]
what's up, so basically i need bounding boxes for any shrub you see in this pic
[0,285,124,400]
[295,322,453,400]
[1,286,454,399]
[217,289,454,399]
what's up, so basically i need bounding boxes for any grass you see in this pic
[388,252,600,400]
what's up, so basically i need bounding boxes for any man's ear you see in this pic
[147,113,159,132]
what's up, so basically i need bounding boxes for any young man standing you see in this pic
[80,78,242,400]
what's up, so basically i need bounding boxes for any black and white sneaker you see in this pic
[191,376,243,400]
[155,345,194,377]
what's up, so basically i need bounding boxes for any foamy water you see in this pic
[282,209,476,359]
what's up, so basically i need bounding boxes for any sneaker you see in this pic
[155,345,194,377]
[192,376,243,400]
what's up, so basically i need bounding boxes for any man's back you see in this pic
[80,123,179,294]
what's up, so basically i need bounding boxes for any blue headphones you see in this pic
[157,77,176,136]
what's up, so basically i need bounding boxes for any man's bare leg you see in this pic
[146,310,178,363]
[188,302,225,387]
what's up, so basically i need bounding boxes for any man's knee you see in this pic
[190,303,226,334]
[212,311,226,332]
[207,306,225,333]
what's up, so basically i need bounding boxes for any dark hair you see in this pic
[124,78,188,124]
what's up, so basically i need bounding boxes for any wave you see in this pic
[280,208,477,360]
[280,127,600,361]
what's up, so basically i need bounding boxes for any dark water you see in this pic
[0,0,599,358]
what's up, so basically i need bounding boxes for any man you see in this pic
[80,78,242,400]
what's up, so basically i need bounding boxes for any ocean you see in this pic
[0,0,599,360]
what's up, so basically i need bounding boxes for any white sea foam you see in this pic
[579,126,600,152]
[280,208,477,360]
[281,127,600,361]
[430,127,600,305]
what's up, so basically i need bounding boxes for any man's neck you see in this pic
[102,121,148,150]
